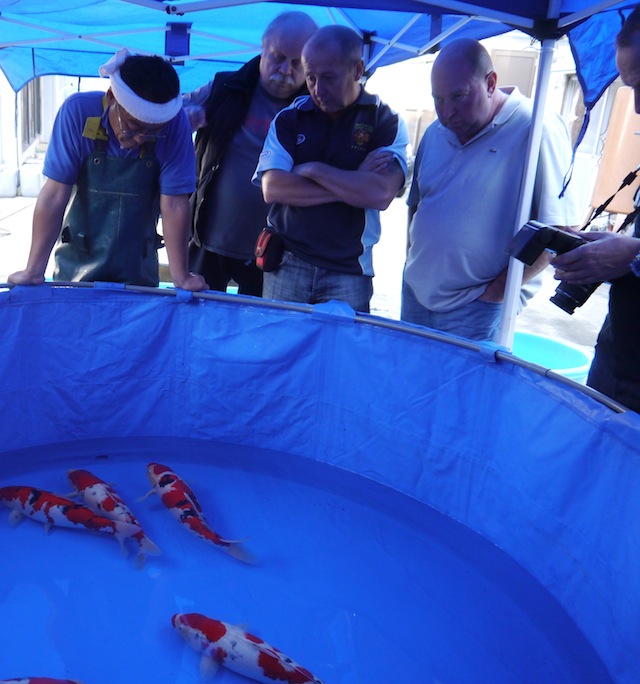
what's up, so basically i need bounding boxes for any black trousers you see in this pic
[588,314,640,413]
[188,242,263,296]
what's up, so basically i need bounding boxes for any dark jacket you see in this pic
[587,219,640,412]
[191,55,307,243]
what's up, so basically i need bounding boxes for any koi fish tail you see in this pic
[139,534,162,556]
[223,540,256,565]
[134,534,162,569]
[112,520,143,557]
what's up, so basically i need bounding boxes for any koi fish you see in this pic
[0,485,141,555]
[68,468,160,567]
[0,679,85,684]
[172,613,325,683]
[145,463,252,563]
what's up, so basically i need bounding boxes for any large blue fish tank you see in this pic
[0,283,639,683]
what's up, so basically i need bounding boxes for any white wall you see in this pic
[0,70,18,195]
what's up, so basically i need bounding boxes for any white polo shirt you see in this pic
[404,87,581,312]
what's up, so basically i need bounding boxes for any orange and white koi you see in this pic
[68,468,160,567]
[172,613,325,683]
[0,679,85,684]
[145,463,252,563]
[0,485,141,554]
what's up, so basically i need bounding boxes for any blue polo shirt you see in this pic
[44,91,196,196]
[253,90,408,276]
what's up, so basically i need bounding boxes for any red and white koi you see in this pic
[145,463,252,563]
[68,468,160,567]
[0,485,141,554]
[172,613,325,683]
[0,679,85,684]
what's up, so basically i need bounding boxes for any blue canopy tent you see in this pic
[0,0,634,99]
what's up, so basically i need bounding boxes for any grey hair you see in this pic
[262,11,318,47]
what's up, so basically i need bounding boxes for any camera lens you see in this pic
[550,281,600,314]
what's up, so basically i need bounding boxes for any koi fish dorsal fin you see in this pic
[7,509,24,527]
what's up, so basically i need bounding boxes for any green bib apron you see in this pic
[54,108,162,286]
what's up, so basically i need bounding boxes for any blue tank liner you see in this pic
[1,283,639,682]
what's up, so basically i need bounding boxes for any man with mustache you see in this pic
[184,11,318,296]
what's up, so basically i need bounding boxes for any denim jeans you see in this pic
[401,280,502,342]
[263,251,373,313]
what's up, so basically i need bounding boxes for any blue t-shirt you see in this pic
[44,91,196,196]
[193,82,289,258]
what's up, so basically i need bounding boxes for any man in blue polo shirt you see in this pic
[253,24,408,313]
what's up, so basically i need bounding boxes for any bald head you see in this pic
[302,24,363,66]
[434,38,494,80]
[430,38,504,144]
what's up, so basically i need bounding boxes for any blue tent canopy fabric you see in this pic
[0,0,636,106]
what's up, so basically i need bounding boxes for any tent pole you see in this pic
[497,37,556,349]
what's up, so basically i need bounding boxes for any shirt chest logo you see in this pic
[352,123,373,149]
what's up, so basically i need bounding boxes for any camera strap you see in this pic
[584,164,640,233]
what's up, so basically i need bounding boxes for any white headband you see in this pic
[99,48,182,124]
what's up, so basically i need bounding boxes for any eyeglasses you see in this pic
[115,102,167,142]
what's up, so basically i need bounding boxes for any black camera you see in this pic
[506,220,600,315]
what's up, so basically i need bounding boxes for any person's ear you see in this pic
[354,59,365,82]
[105,88,116,105]
[486,71,497,95]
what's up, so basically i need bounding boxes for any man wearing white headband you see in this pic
[9,50,207,291]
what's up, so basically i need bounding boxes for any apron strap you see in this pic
[82,95,157,158]
[82,95,110,142]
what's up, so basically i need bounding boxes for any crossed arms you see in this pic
[261,148,405,211]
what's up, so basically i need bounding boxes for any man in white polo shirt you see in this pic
[402,38,580,341]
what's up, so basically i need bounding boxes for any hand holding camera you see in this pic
[552,231,640,282]
[505,221,601,314]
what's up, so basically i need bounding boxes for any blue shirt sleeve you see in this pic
[43,92,99,185]
[156,108,196,196]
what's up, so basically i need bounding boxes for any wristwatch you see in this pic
[630,249,640,277]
